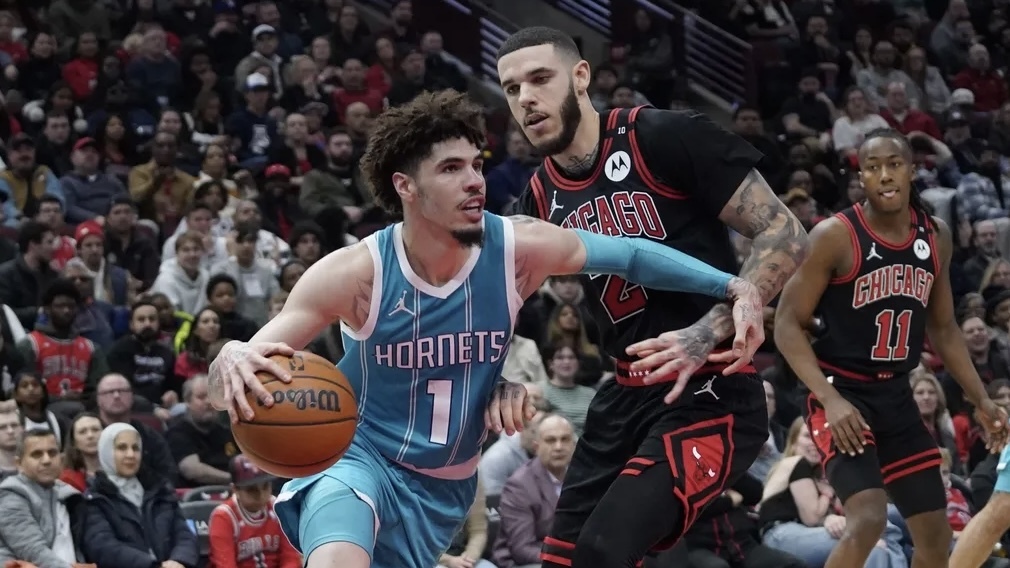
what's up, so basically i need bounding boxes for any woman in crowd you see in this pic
[911,373,961,473]
[759,418,906,568]
[60,412,103,492]
[544,302,604,387]
[80,422,199,568]
[174,306,221,381]
[980,259,1010,291]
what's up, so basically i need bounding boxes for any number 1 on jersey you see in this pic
[871,309,912,361]
[426,379,452,445]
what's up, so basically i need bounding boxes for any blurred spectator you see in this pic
[34,195,75,272]
[162,204,229,270]
[205,274,257,342]
[0,132,63,227]
[277,259,305,294]
[11,371,67,445]
[932,0,975,76]
[857,40,918,110]
[749,379,786,481]
[486,129,537,215]
[152,231,211,315]
[79,422,199,568]
[256,166,304,241]
[48,0,111,55]
[832,86,890,158]
[387,46,441,108]
[174,307,221,381]
[437,479,496,568]
[60,137,128,224]
[226,73,278,168]
[493,414,575,568]
[58,259,117,350]
[941,448,973,544]
[126,26,182,111]
[75,221,132,306]
[253,1,301,62]
[912,373,961,473]
[166,374,236,487]
[880,82,941,138]
[35,111,74,177]
[106,300,178,411]
[332,57,384,125]
[103,196,160,290]
[903,46,953,115]
[955,146,1008,222]
[128,130,197,233]
[779,69,835,152]
[502,329,549,385]
[420,31,467,94]
[0,428,84,567]
[93,373,178,483]
[541,345,595,435]
[952,44,1009,113]
[59,411,102,492]
[366,36,397,96]
[544,303,603,386]
[210,221,278,326]
[962,220,1001,289]
[16,278,108,402]
[0,220,57,328]
[207,454,300,568]
[0,402,22,478]
[268,113,325,184]
[382,0,419,48]
[731,0,799,46]
[234,26,283,101]
[782,187,823,232]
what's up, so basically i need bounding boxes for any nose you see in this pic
[517,83,537,109]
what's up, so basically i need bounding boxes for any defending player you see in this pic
[207,91,762,568]
[950,445,1010,567]
[496,27,809,567]
[774,128,1009,568]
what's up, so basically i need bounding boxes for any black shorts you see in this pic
[542,371,767,562]
[803,373,946,518]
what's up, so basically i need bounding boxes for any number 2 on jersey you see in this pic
[600,275,647,323]
[871,309,912,361]
[426,379,452,445]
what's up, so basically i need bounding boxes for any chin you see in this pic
[451,227,484,248]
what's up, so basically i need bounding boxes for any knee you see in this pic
[842,509,889,545]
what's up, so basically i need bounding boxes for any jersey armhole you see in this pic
[830,214,862,284]
[340,235,384,341]
[502,217,524,330]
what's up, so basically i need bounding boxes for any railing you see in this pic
[355,0,517,81]
[535,0,757,108]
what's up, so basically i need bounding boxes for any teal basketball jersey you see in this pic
[338,212,522,475]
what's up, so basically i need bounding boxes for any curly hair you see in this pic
[359,90,486,215]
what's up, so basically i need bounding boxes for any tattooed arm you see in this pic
[703,170,809,346]
[208,242,375,419]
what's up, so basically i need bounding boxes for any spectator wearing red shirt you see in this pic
[0,12,26,65]
[952,44,1009,113]
[61,32,101,102]
[332,57,384,124]
[365,35,396,95]
[33,195,76,272]
[880,81,942,139]
[208,454,301,568]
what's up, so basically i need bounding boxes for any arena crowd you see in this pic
[0,0,1007,567]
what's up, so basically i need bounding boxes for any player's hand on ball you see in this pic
[822,394,870,456]
[708,277,764,374]
[484,380,535,436]
[209,340,296,423]
[625,323,718,404]
[974,398,1010,453]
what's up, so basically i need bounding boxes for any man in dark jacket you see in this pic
[0,220,58,329]
[106,300,177,412]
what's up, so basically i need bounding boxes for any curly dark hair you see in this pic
[359,90,486,215]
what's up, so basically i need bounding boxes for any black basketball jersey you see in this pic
[515,106,763,364]
[813,204,939,380]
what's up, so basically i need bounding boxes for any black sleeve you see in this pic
[165,423,198,464]
[788,458,816,482]
[635,108,764,217]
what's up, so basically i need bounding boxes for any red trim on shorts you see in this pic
[620,468,642,476]
[628,457,655,466]
[541,553,573,566]
[620,456,657,477]
[831,213,863,284]
[541,537,576,567]
[853,203,918,250]
[881,448,943,485]
[530,175,549,220]
[817,360,889,382]
[614,359,755,386]
[544,110,619,191]
[543,537,575,549]
[627,106,688,200]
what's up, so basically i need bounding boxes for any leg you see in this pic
[950,453,1010,568]
[739,543,806,568]
[292,477,378,568]
[685,548,731,568]
[307,543,370,568]
[569,374,768,568]
[761,521,839,567]
[829,488,892,568]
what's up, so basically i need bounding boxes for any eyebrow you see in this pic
[436,153,482,167]
[501,66,553,89]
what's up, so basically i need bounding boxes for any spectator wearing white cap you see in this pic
[234,24,284,99]
[254,0,302,61]
[225,73,279,169]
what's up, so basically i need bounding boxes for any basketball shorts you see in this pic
[273,433,477,568]
[803,373,946,518]
[993,444,1010,494]
[542,372,767,566]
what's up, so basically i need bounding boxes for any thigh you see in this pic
[686,548,732,568]
[546,381,644,551]
[804,388,885,503]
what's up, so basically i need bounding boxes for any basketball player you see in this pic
[774,129,1009,568]
[207,90,763,568]
[950,447,1010,567]
[496,27,810,568]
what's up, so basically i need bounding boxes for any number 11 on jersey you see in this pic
[871,309,912,361]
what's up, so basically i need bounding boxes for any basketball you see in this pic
[231,351,358,478]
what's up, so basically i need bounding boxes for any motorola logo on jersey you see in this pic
[605,150,632,182]
[374,330,510,370]
[851,264,934,309]
[260,388,342,412]
[558,190,668,240]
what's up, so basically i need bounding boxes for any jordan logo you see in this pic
[549,192,564,218]
[693,377,719,400]
[388,291,415,317]
[691,446,716,479]
[866,242,883,261]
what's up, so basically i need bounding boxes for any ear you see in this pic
[392,172,416,207]
[572,59,592,95]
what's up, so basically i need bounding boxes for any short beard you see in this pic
[531,82,582,156]
[451,228,484,248]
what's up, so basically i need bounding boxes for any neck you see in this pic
[546,463,566,480]
[861,202,912,233]
[237,255,254,267]
[970,347,988,363]
[553,104,600,176]
[100,410,129,425]
[22,254,41,271]
[400,217,473,286]
[20,403,43,420]
[83,453,100,474]
[550,375,575,388]
[0,448,15,470]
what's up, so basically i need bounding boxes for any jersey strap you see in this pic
[617,106,688,200]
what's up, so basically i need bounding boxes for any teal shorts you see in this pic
[273,434,477,568]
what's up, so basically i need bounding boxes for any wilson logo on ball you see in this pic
[259,388,343,412]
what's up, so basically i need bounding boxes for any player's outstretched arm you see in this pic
[774,218,869,456]
[703,171,810,357]
[209,243,375,421]
[926,219,1009,452]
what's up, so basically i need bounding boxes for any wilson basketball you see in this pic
[231,351,358,478]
